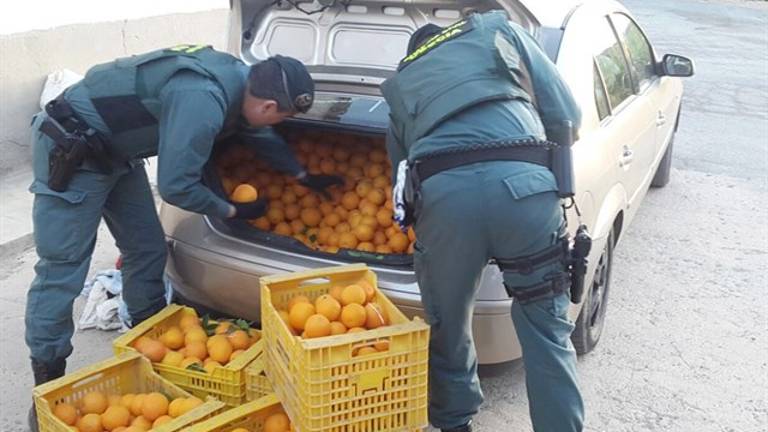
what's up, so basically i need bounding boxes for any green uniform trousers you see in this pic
[25,113,167,363]
[413,160,584,431]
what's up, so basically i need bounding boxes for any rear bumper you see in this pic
[166,236,523,364]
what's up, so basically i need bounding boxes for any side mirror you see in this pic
[661,54,695,77]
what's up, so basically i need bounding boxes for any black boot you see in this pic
[442,420,473,432]
[28,358,66,432]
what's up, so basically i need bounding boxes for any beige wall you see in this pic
[0,9,229,177]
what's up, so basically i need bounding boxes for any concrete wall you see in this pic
[0,9,229,177]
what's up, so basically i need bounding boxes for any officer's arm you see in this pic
[239,126,304,176]
[505,24,582,140]
[385,123,407,183]
[157,72,233,218]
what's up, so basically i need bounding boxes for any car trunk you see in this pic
[203,90,414,268]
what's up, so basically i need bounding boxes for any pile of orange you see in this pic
[229,411,292,432]
[277,279,391,356]
[51,390,203,431]
[215,131,417,255]
[132,309,260,373]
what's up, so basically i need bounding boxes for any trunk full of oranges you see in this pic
[215,131,416,255]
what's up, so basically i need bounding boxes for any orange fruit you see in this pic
[317,227,334,244]
[252,217,271,230]
[356,346,378,357]
[315,294,342,321]
[348,166,364,179]
[347,327,366,334]
[301,208,322,227]
[274,222,292,236]
[323,213,341,227]
[333,146,351,161]
[373,175,389,189]
[230,349,245,362]
[179,397,204,415]
[269,200,284,210]
[108,394,122,407]
[132,336,152,352]
[204,360,222,373]
[290,219,306,235]
[208,338,234,364]
[388,232,409,253]
[359,279,376,302]
[228,330,251,350]
[370,149,387,163]
[119,394,135,410]
[102,405,131,430]
[338,232,358,249]
[329,285,344,303]
[81,391,109,415]
[341,284,366,306]
[184,327,208,345]
[178,314,200,331]
[152,415,173,428]
[288,295,311,310]
[141,393,169,421]
[360,214,377,228]
[284,203,301,220]
[281,190,297,205]
[300,194,319,208]
[304,314,331,338]
[289,302,316,331]
[278,309,291,327]
[376,208,393,228]
[266,207,285,225]
[130,394,146,416]
[265,184,282,200]
[366,164,385,179]
[264,412,291,432]
[357,242,375,252]
[365,303,387,329]
[320,159,336,175]
[367,189,386,206]
[319,201,335,216]
[407,226,416,242]
[167,398,185,418]
[131,415,152,430]
[326,233,340,247]
[161,350,184,367]
[335,223,352,235]
[77,413,103,432]
[353,224,375,242]
[373,231,387,246]
[350,154,367,167]
[341,303,367,328]
[159,326,184,350]
[376,244,393,254]
[341,192,360,210]
[355,180,373,198]
[54,402,78,425]
[385,225,400,238]
[292,183,309,197]
[330,321,347,335]
[185,341,207,361]
[374,340,390,352]
[231,184,259,203]
[359,200,378,217]
[122,426,145,432]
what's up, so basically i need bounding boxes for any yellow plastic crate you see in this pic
[245,356,274,402]
[113,304,263,405]
[33,352,226,432]
[261,263,430,432]
[187,393,296,432]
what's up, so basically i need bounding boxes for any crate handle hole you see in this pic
[298,277,331,287]
[69,372,105,391]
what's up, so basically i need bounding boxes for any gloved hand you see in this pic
[299,174,344,199]
[230,198,269,220]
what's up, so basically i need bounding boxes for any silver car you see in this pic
[161,0,693,363]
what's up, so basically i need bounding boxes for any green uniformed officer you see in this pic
[26,45,341,431]
[381,12,583,432]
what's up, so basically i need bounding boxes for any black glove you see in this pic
[231,198,269,220]
[299,174,344,199]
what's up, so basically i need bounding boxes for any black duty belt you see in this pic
[411,139,556,183]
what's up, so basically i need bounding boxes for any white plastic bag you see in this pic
[39,69,83,109]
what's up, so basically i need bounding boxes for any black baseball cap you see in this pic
[271,55,315,113]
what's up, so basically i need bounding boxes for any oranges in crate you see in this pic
[51,389,204,431]
[131,309,260,373]
[215,131,417,254]
[278,278,391,354]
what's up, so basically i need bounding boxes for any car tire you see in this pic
[651,135,674,188]
[571,230,613,355]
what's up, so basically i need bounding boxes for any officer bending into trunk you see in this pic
[25,45,341,431]
[381,12,586,432]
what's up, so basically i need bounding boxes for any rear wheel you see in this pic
[571,230,613,355]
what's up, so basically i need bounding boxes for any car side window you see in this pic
[611,13,656,92]
[594,62,611,121]
[593,17,634,110]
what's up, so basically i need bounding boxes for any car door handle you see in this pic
[656,111,667,127]
[619,148,634,167]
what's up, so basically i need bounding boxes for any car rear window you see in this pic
[295,93,390,130]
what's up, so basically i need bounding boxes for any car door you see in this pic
[592,14,657,207]
[610,13,678,173]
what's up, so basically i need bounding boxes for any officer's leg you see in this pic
[486,165,584,432]
[414,167,489,430]
[102,161,167,324]
[25,115,115,365]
